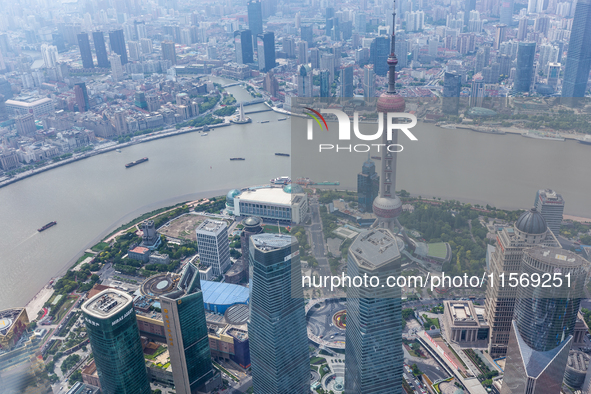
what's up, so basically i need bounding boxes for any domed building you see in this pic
[514,207,549,242]
[226,189,241,215]
[484,206,561,359]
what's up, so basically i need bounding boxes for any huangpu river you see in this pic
[1,80,590,308]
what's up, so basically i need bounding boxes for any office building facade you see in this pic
[161,41,177,65]
[256,32,275,72]
[74,83,89,112]
[345,228,403,393]
[370,36,390,76]
[247,0,263,38]
[514,42,536,92]
[363,64,375,98]
[109,29,128,65]
[249,234,310,394]
[195,219,231,277]
[300,24,313,47]
[92,31,109,68]
[339,65,354,97]
[357,156,379,213]
[534,189,565,235]
[234,30,254,64]
[77,33,94,69]
[562,0,591,100]
[485,208,560,358]
[320,69,330,97]
[443,72,462,115]
[82,289,151,394]
[500,248,588,394]
[160,263,220,394]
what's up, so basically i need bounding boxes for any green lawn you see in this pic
[91,242,109,252]
[310,357,327,365]
[427,242,448,259]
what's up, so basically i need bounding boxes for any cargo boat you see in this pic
[125,157,149,168]
[261,120,270,123]
[38,221,57,232]
[579,136,591,145]
[278,117,287,121]
[275,153,290,157]
[230,158,245,161]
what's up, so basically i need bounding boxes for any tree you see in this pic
[68,370,82,385]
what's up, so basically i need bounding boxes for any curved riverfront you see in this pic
[2,82,591,309]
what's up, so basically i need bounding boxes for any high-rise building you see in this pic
[41,44,59,68]
[357,156,379,212]
[547,62,561,88]
[355,13,367,33]
[234,30,254,64]
[92,32,109,69]
[249,234,310,394]
[326,7,335,35]
[561,0,591,101]
[283,37,296,58]
[464,0,477,26]
[263,71,279,97]
[247,0,263,38]
[77,33,94,69]
[82,289,151,394]
[309,47,320,69]
[297,64,312,97]
[256,32,275,72]
[74,82,89,112]
[443,72,462,115]
[405,10,425,32]
[195,219,231,277]
[484,208,560,358]
[500,0,513,26]
[319,69,331,97]
[514,42,536,92]
[140,38,153,55]
[297,41,308,64]
[109,29,128,65]
[363,64,375,98]
[500,248,588,394]
[109,54,124,82]
[161,41,176,65]
[494,24,507,50]
[344,228,403,393]
[160,263,221,394]
[339,65,353,97]
[128,41,142,61]
[534,189,565,235]
[300,24,313,47]
[517,18,528,40]
[470,77,485,107]
[370,36,390,76]
[15,114,35,135]
[320,53,336,83]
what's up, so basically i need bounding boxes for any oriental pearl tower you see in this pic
[372,1,411,245]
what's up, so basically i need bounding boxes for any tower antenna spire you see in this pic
[387,0,398,94]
